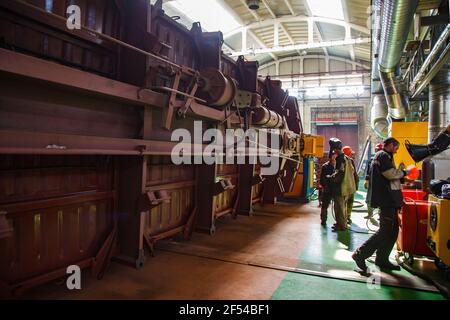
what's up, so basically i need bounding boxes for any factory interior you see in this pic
[0,0,449,304]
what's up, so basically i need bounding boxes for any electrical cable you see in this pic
[396,254,450,299]
[329,198,375,234]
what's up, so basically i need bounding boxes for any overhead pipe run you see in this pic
[371,94,389,138]
[378,0,419,120]
[370,0,388,138]
[409,24,450,98]
[428,61,450,143]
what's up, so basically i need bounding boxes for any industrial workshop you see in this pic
[0,0,449,303]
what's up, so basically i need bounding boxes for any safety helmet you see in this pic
[328,138,342,158]
[375,143,383,152]
[342,146,353,157]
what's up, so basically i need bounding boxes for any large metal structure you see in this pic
[0,0,321,296]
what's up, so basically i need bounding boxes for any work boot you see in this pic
[352,251,367,273]
[375,260,401,271]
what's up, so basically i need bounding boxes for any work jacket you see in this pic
[330,153,358,197]
[365,158,373,181]
[367,149,405,208]
[319,161,335,194]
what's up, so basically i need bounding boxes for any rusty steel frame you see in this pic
[0,0,310,295]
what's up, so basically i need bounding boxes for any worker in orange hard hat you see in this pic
[342,146,359,225]
[364,143,383,220]
[342,146,352,157]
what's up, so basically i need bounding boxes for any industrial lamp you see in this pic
[247,0,260,10]
[405,123,450,162]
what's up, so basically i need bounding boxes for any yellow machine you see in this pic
[389,121,428,169]
[284,134,323,199]
[302,134,325,157]
[427,195,450,266]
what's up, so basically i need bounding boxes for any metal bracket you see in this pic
[139,190,171,212]
[214,178,235,196]
[251,174,265,186]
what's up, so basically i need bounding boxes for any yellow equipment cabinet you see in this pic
[389,121,428,169]
[302,134,324,158]
[427,195,450,266]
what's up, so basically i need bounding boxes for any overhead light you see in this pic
[306,0,344,20]
[165,0,241,34]
[247,0,261,10]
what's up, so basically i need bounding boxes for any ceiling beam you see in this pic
[341,0,356,63]
[259,54,370,70]
[260,0,301,55]
[230,37,371,56]
[303,2,328,57]
[235,0,278,61]
[224,16,370,39]
[283,0,295,16]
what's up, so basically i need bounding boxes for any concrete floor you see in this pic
[23,201,446,300]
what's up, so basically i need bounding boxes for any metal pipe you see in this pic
[149,87,207,103]
[371,0,382,84]
[378,0,419,120]
[411,43,450,99]
[370,94,389,138]
[369,0,388,137]
[409,24,450,94]
[428,64,450,143]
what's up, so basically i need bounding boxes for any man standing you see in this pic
[352,138,408,272]
[342,146,359,225]
[328,138,357,232]
[319,155,335,226]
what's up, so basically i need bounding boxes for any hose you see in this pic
[329,199,376,235]
[396,254,450,299]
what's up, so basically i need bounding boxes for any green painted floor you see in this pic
[272,272,443,300]
[272,184,445,300]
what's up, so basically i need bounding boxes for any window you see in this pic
[306,0,344,20]
[165,0,241,33]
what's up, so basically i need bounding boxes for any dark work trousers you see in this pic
[333,195,350,230]
[320,192,332,224]
[357,207,399,263]
[347,193,354,222]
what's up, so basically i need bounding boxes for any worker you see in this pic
[364,143,383,219]
[328,138,357,232]
[342,146,359,225]
[352,137,409,272]
[319,154,336,226]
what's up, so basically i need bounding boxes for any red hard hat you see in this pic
[342,146,353,157]
[375,143,383,151]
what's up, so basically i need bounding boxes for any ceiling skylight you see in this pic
[165,0,241,34]
[306,0,344,20]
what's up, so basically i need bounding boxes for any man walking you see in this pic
[352,138,408,272]
[364,143,383,219]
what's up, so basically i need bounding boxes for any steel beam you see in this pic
[0,130,205,155]
[0,48,164,107]
[230,38,371,56]
[224,16,370,39]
